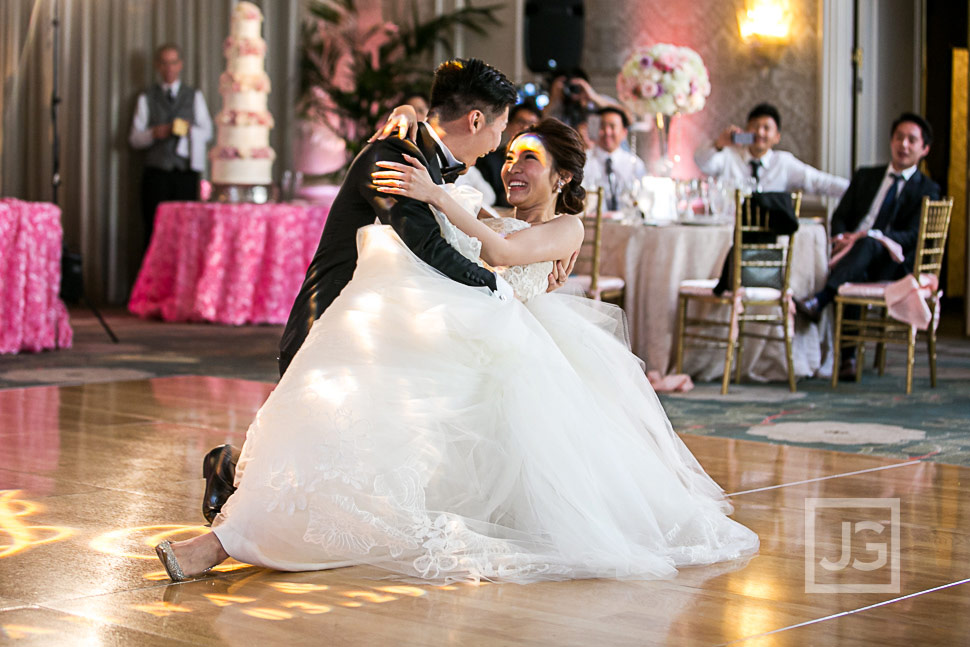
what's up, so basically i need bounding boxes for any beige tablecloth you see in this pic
[600,219,833,382]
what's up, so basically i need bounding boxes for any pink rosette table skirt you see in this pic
[128,198,336,325]
[0,198,73,354]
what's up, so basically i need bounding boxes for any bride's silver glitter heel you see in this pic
[155,540,211,582]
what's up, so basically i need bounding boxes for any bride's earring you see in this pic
[555,178,564,193]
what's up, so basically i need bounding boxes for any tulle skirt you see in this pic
[213,225,759,583]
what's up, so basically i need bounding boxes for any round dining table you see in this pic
[598,217,833,381]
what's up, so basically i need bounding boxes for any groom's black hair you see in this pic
[429,58,518,123]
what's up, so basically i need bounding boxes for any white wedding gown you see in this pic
[213,188,759,583]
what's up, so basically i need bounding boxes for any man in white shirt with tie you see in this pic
[582,107,647,211]
[794,113,940,377]
[694,103,848,198]
[129,44,212,250]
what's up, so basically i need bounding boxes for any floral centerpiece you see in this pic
[616,43,710,176]
[297,0,501,178]
[616,43,710,117]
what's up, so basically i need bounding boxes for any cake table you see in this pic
[128,194,337,325]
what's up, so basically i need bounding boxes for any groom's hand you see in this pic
[546,251,578,292]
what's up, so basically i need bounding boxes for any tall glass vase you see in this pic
[653,112,674,176]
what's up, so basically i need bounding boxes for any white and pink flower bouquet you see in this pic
[616,43,710,117]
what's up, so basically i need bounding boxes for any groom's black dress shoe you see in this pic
[202,444,239,524]
[794,296,822,324]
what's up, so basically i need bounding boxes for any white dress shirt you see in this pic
[128,80,213,173]
[856,164,918,233]
[422,121,460,170]
[694,143,849,198]
[582,146,647,208]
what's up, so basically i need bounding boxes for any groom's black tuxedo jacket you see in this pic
[830,165,940,269]
[278,124,497,373]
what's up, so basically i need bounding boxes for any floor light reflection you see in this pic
[280,601,332,614]
[242,608,294,620]
[268,582,330,594]
[0,490,76,558]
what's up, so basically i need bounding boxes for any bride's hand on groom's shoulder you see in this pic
[373,154,441,207]
[369,105,419,143]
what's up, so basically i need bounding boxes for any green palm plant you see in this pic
[299,0,502,172]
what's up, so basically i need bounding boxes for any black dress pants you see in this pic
[141,166,199,249]
[826,236,908,290]
[826,236,908,359]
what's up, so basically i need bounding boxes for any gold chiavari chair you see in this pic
[675,190,802,394]
[832,196,954,394]
[566,187,625,305]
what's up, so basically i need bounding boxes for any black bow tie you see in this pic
[441,162,467,183]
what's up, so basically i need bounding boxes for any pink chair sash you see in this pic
[647,370,694,393]
[884,274,941,331]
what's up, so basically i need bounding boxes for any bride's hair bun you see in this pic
[514,118,588,215]
[557,179,586,215]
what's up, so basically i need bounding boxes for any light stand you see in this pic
[51,0,118,343]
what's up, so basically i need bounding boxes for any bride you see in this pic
[155,119,758,584]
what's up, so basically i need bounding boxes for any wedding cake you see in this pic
[210,2,275,191]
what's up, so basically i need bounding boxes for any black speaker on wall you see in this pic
[524,0,585,74]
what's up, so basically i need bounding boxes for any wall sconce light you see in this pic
[737,0,792,65]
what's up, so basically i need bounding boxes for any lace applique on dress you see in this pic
[431,185,485,266]
[482,218,553,302]
[431,187,552,302]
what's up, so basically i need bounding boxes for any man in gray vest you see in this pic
[129,43,212,249]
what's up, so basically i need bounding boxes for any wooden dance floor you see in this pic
[1,376,967,645]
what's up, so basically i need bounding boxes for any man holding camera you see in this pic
[694,103,848,198]
[544,72,623,129]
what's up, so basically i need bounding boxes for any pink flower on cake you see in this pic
[210,146,241,160]
[224,37,267,57]
[217,110,275,127]
[219,71,271,94]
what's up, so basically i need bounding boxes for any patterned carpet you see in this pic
[4,306,969,466]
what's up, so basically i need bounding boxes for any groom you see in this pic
[202,58,519,523]
[278,58,520,375]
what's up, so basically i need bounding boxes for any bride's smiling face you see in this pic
[501,135,558,208]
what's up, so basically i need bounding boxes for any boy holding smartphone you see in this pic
[694,103,848,198]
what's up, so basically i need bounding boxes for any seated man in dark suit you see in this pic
[795,112,941,377]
